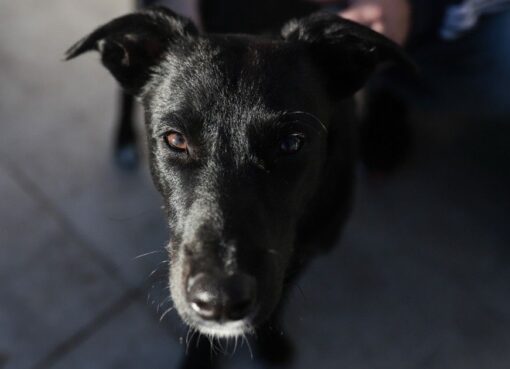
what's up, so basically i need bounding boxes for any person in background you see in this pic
[327,0,510,171]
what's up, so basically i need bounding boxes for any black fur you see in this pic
[66,6,407,368]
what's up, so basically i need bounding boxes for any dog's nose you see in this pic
[187,272,257,321]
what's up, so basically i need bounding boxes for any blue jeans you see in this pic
[405,9,510,119]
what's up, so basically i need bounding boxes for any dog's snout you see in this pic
[187,272,257,322]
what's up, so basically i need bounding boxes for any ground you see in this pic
[1,1,509,369]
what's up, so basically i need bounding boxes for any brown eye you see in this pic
[165,131,188,152]
[279,134,305,154]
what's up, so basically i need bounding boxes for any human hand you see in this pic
[339,0,411,45]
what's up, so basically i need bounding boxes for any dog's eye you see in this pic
[165,131,188,152]
[279,134,305,154]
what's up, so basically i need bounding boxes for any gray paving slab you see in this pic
[285,236,510,369]
[0,166,126,369]
[279,161,510,369]
[0,167,55,278]
[50,302,182,369]
[0,0,168,285]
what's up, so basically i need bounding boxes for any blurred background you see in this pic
[1,0,509,369]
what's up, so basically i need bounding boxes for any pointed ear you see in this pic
[65,6,198,95]
[281,13,415,98]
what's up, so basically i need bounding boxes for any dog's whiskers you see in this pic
[133,250,163,260]
[228,335,241,356]
[185,326,197,354]
[147,260,167,280]
[242,334,253,359]
[267,248,285,266]
[296,282,307,301]
[159,306,175,322]
[196,332,203,348]
[156,296,171,313]
[207,334,219,357]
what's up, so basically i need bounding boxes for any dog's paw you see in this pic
[255,330,295,366]
[114,143,139,170]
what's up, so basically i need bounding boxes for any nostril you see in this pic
[187,274,222,320]
[226,296,255,321]
[186,272,257,322]
[190,292,220,320]
[223,274,257,321]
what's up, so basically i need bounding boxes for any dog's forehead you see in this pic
[146,35,325,166]
[153,35,318,119]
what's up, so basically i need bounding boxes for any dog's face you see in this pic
[66,7,407,338]
[145,36,331,337]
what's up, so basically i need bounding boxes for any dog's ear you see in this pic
[65,6,197,95]
[281,13,414,98]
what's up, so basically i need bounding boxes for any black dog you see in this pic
[66,6,408,368]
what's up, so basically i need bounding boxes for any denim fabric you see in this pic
[404,9,510,118]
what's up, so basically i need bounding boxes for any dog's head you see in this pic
[66,7,408,338]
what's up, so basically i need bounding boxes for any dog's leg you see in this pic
[179,334,220,369]
[114,90,139,169]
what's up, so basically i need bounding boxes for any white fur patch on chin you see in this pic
[192,320,255,339]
